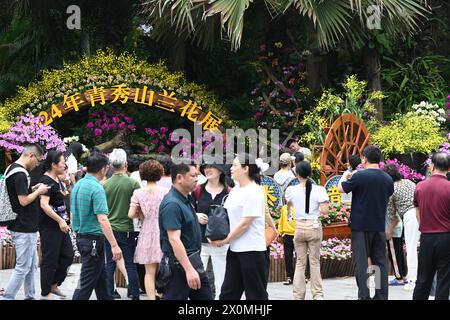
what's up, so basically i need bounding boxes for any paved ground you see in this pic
[0,263,416,300]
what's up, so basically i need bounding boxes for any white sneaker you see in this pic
[404,280,416,291]
[40,294,54,300]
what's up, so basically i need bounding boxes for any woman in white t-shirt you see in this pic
[285,161,329,300]
[209,153,268,300]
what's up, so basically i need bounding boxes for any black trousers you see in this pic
[164,263,213,300]
[413,232,450,300]
[220,250,268,300]
[351,231,388,300]
[39,228,74,296]
[283,235,295,279]
[72,236,112,300]
[135,232,146,292]
[386,237,407,279]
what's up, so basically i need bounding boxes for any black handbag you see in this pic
[205,195,230,241]
[156,255,172,293]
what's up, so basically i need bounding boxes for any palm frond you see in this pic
[204,0,252,51]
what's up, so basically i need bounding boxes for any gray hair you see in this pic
[109,148,127,169]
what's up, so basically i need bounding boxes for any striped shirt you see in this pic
[71,174,109,236]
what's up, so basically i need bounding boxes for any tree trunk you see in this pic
[305,21,328,98]
[95,130,127,152]
[363,45,383,120]
[82,32,91,56]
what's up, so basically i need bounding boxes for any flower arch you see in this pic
[0,49,231,131]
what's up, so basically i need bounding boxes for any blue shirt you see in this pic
[341,169,394,232]
[159,187,202,256]
[71,175,109,236]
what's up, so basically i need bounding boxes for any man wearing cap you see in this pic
[274,153,296,189]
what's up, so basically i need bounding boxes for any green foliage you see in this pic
[300,75,382,146]
[381,55,449,119]
[372,114,446,155]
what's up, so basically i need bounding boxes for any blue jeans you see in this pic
[104,231,140,299]
[3,232,38,300]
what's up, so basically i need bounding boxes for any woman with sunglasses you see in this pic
[39,151,74,299]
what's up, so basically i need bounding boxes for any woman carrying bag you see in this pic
[209,153,268,300]
[193,162,230,300]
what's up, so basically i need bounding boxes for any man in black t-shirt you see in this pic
[2,144,49,300]
[338,146,394,300]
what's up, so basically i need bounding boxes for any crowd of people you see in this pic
[0,139,449,301]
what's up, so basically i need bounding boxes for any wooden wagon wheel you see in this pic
[319,114,370,185]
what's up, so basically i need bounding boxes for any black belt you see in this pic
[77,233,104,240]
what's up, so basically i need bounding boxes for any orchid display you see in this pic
[85,110,136,142]
[410,101,446,126]
[145,126,172,153]
[379,159,425,181]
[0,113,65,154]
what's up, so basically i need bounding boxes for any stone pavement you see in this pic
[0,263,416,300]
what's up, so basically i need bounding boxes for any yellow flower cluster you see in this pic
[372,114,445,155]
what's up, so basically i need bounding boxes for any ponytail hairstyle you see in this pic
[295,161,312,214]
[237,153,261,184]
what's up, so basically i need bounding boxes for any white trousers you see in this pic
[403,208,421,281]
[201,243,229,300]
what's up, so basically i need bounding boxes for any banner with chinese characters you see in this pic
[38,85,223,130]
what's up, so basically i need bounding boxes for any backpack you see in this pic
[0,165,30,227]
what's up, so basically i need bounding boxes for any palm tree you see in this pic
[140,0,430,118]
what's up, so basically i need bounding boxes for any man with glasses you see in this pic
[1,143,50,300]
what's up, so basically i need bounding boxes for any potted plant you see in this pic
[320,203,351,240]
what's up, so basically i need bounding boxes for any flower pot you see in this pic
[389,152,428,176]
[322,223,351,240]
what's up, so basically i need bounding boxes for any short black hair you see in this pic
[432,152,450,172]
[287,139,298,147]
[383,163,402,182]
[157,154,174,176]
[65,142,83,161]
[362,145,382,164]
[127,155,140,173]
[86,153,109,174]
[171,163,196,183]
[43,150,64,172]
[349,154,362,171]
[294,152,304,164]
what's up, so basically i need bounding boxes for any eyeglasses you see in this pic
[32,153,43,163]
